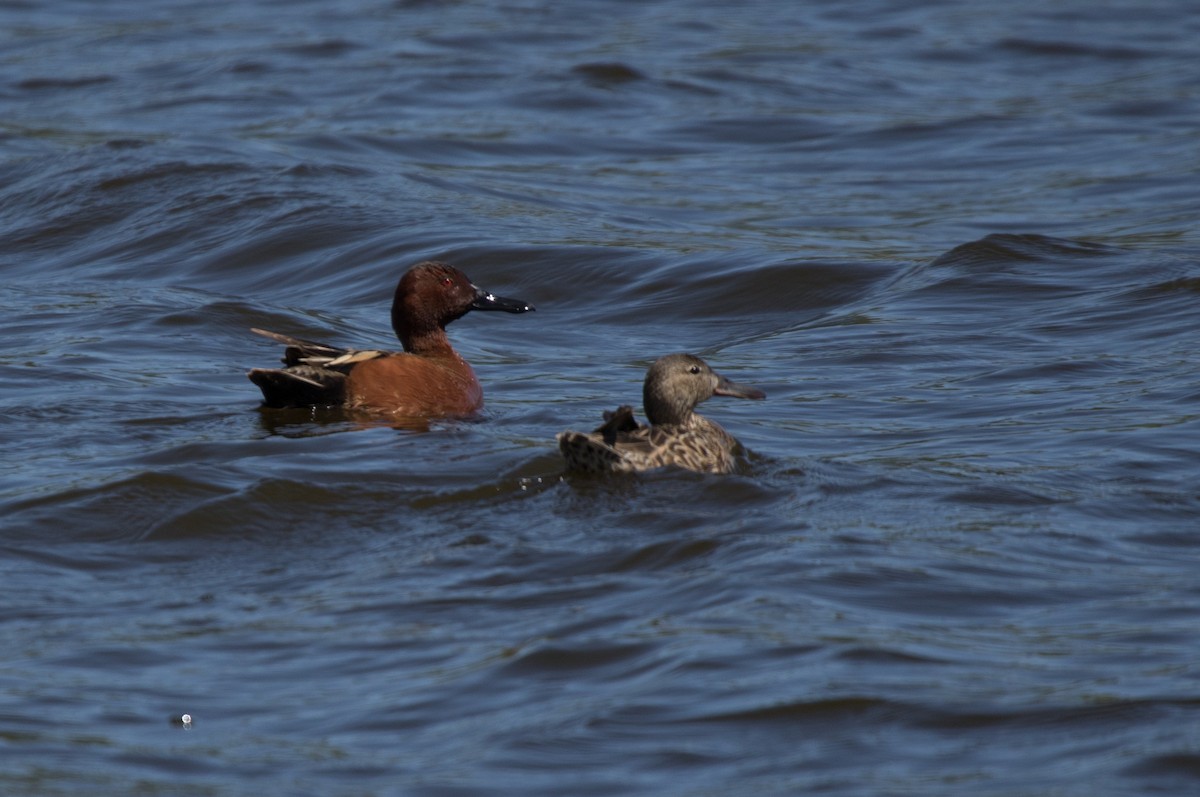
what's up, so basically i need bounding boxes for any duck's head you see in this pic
[390,261,534,348]
[642,353,764,426]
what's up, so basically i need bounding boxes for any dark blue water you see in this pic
[3,1,1200,794]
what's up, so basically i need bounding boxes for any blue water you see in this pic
[2,1,1200,794]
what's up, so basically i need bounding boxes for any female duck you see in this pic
[558,353,764,474]
[249,261,534,418]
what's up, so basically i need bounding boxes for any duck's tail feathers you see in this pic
[596,404,639,444]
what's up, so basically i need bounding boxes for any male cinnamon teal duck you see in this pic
[248,261,534,418]
[557,353,765,474]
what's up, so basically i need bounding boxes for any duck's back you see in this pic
[559,412,740,474]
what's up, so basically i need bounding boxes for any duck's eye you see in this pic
[441,277,454,287]
[688,365,701,374]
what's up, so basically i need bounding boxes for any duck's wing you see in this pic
[559,403,744,475]
[248,328,390,408]
[248,364,347,408]
[250,327,389,368]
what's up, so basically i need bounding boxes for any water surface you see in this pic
[2,1,1200,794]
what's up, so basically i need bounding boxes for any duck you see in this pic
[248,261,534,418]
[557,353,765,474]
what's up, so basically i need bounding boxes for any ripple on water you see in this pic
[3,0,1200,794]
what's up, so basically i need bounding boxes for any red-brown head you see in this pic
[389,261,534,353]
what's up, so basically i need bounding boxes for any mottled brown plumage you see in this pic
[558,353,765,474]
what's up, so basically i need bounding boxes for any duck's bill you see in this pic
[714,376,766,400]
[471,287,535,313]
